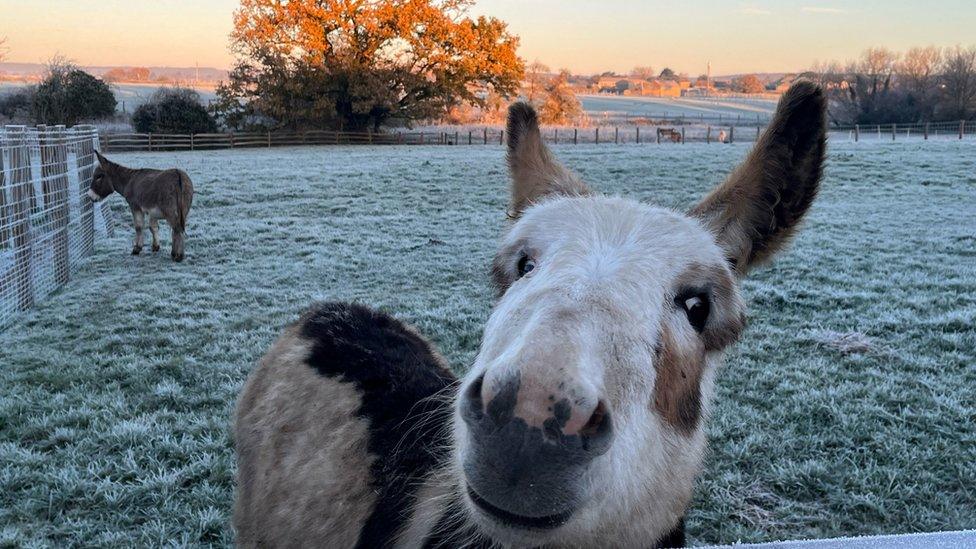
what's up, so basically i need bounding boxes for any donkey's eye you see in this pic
[516,255,536,278]
[677,293,710,333]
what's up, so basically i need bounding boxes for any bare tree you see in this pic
[630,66,655,81]
[898,46,942,94]
[525,60,551,105]
[940,45,976,120]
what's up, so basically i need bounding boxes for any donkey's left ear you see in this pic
[690,80,827,275]
[95,150,110,167]
[506,102,589,218]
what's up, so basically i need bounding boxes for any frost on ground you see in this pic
[0,141,974,546]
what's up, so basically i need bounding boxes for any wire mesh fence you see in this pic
[0,125,116,329]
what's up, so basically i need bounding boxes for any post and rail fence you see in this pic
[100,119,975,153]
[0,125,116,329]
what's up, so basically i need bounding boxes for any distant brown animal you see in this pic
[658,127,683,143]
[87,152,194,262]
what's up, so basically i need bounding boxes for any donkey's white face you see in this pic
[453,81,827,548]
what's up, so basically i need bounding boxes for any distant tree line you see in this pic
[0,57,116,126]
[809,45,976,124]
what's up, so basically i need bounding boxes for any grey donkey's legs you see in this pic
[131,209,145,255]
[171,227,185,262]
[149,218,161,252]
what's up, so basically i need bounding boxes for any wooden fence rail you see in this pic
[102,119,975,153]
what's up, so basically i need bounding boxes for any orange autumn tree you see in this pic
[215,0,524,131]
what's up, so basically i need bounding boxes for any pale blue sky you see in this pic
[2,0,974,75]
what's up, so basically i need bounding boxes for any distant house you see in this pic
[596,76,627,93]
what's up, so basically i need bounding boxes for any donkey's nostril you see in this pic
[461,374,486,424]
[579,400,612,453]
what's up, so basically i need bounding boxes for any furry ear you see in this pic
[506,102,589,218]
[95,150,112,169]
[690,80,827,275]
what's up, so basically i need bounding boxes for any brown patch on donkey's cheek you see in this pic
[653,325,705,435]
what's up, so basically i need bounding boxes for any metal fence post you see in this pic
[961,120,966,140]
[8,127,35,310]
[40,125,71,286]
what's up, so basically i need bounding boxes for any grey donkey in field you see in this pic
[87,151,194,262]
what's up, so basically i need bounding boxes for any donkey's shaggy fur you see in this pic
[234,81,828,548]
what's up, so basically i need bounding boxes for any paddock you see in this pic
[0,141,973,546]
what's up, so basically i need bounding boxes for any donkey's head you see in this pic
[453,81,826,546]
[88,151,126,202]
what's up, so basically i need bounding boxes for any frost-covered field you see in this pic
[581,94,777,119]
[0,141,974,546]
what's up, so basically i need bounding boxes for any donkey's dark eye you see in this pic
[516,255,536,278]
[677,292,710,333]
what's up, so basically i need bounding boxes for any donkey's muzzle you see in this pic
[460,374,613,526]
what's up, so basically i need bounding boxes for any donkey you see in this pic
[233,80,827,548]
[87,151,194,261]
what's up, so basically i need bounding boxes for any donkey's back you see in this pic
[234,302,461,548]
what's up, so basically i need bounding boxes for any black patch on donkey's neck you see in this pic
[300,302,458,549]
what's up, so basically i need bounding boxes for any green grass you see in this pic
[1,141,974,547]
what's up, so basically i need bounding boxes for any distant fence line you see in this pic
[101,118,975,153]
[0,125,116,329]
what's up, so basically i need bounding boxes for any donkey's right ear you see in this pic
[95,150,110,167]
[506,102,589,218]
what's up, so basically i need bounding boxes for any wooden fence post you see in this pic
[595,127,600,144]
[267,131,272,148]
[891,123,896,141]
[554,128,558,144]
[499,130,504,145]
[40,125,71,286]
[230,132,235,148]
[854,124,860,142]
[656,128,661,144]
[924,122,929,140]
[877,125,881,139]
[574,128,578,145]
[8,127,35,310]
[706,126,711,144]
[614,127,619,144]
[468,130,472,145]
[483,128,488,145]
[636,126,641,144]
[729,126,734,144]
[756,125,760,140]
[454,131,458,145]
[420,131,424,145]
[148,133,153,152]
[960,120,965,139]
[681,126,686,144]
